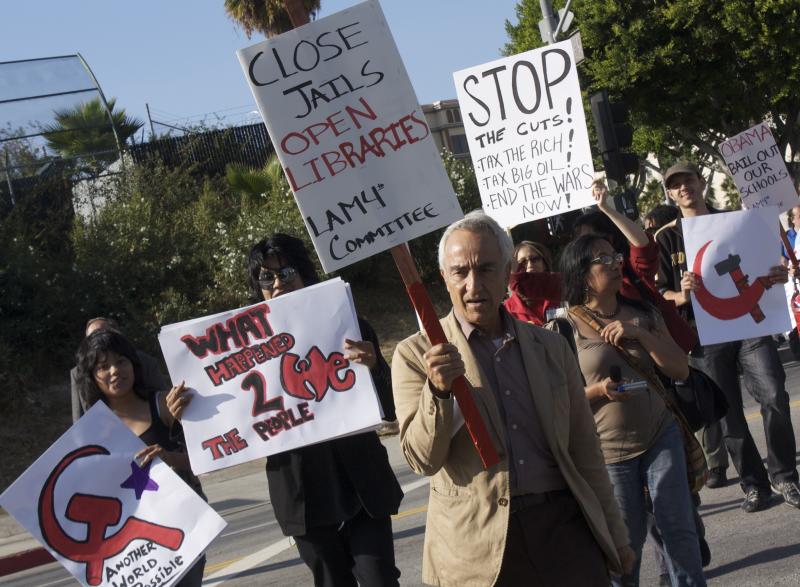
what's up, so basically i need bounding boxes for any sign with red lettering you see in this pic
[236,0,461,272]
[719,122,799,213]
[0,403,225,587]
[157,279,383,474]
[684,207,791,345]
[453,41,595,228]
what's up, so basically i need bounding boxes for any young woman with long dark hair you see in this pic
[559,234,705,587]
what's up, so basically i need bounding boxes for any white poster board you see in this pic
[719,122,799,212]
[237,0,461,273]
[684,207,791,345]
[0,403,225,587]
[453,40,595,228]
[158,279,384,475]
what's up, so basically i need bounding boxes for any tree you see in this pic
[41,97,142,175]
[505,1,800,179]
[223,0,320,38]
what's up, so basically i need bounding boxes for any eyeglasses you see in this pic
[258,266,297,289]
[518,255,544,267]
[590,253,624,266]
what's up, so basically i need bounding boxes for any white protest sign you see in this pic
[719,122,799,212]
[0,403,225,587]
[453,40,594,228]
[684,207,791,345]
[158,279,383,475]
[237,0,461,273]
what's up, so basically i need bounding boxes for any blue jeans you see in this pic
[691,336,798,490]
[606,421,705,587]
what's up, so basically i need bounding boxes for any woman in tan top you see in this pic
[559,234,705,587]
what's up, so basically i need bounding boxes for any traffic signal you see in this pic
[590,90,639,184]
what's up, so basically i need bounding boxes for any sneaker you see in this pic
[377,420,399,437]
[705,467,728,489]
[741,488,772,513]
[772,480,800,508]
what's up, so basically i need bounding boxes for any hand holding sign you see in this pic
[684,207,792,345]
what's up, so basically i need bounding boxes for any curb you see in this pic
[0,547,54,577]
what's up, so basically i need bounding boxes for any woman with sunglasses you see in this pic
[246,233,403,587]
[559,234,704,587]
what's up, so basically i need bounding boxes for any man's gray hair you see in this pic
[438,210,514,270]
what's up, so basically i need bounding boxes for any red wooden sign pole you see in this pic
[283,6,499,469]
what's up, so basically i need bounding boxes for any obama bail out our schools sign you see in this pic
[454,41,595,228]
[237,0,461,273]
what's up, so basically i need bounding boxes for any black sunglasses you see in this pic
[258,266,297,289]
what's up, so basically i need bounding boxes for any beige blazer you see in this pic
[392,311,629,587]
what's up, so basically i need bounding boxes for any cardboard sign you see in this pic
[0,403,225,587]
[719,122,799,212]
[684,207,791,345]
[237,0,461,273]
[158,279,384,475]
[453,40,595,228]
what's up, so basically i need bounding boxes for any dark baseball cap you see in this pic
[663,161,702,187]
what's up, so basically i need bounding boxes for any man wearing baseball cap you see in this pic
[655,161,799,513]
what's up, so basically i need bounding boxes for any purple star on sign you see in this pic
[120,460,159,500]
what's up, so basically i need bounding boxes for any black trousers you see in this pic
[294,509,400,587]
[495,491,608,587]
[692,336,798,490]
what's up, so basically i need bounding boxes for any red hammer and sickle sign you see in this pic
[692,240,773,322]
[38,445,185,586]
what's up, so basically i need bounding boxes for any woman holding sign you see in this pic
[74,329,206,586]
[246,233,403,587]
[559,234,705,587]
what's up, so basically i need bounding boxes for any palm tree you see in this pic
[224,0,320,38]
[41,97,142,175]
[225,156,286,198]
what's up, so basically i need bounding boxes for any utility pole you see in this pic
[145,103,156,140]
[538,0,558,44]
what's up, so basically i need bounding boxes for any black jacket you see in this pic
[266,317,403,536]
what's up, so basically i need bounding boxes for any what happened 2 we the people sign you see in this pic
[158,279,384,475]
[237,0,461,273]
[454,41,595,227]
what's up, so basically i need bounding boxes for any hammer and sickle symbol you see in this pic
[38,445,185,586]
[692,240,773,323]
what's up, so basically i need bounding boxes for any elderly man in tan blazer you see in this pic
[392,211,634,586]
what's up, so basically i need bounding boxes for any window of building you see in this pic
[450,134,469,154]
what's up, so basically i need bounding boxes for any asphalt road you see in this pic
[7,356,800,586]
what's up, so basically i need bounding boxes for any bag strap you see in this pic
[568,305,689,423]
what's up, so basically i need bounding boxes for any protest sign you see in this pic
[684,207,791,345]
[158,279,384,475]
[453,40,595,228]
[0,402,225,587]
[719,122,799,212]
[236,0,461,273]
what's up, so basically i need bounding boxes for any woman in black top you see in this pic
[74,330,206,586]
[246,233,403,587]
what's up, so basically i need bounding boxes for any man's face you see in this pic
[666,172,705,210]
[440,229,510,335]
